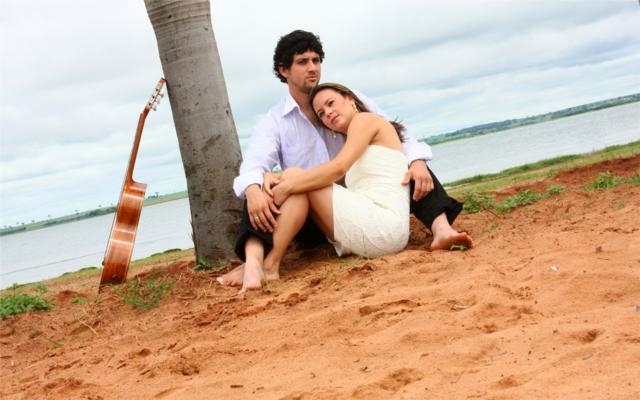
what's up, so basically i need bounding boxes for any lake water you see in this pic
[1,199,193,289]
[427,102,639,183]
[1,102,638,289]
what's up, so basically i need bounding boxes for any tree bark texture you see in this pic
[145,0,242,263]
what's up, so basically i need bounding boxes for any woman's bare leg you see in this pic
[429,213,474,250]
[261,193,309,283]
[238,167,311,291]
[307,185,335,240]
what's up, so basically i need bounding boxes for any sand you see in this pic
[1,155,639,400]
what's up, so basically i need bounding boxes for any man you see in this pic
[219,30,472,289]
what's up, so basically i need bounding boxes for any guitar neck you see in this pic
[124,110,150,183]
[124,78,166,183]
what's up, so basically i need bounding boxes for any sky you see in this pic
[1,0,639,228]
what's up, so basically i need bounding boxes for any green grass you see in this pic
[193,257,226,271]
[448,141,640,195]
[340,255,365,269]
[628,173,640,185]
[60,266,100,277]
[450,154,580,187]
[545,184,565,196]
[460,191,496,214]
[149,248,183,258]
[449,141,638,216]
[495,189,541,213]
[0,284,52,319]
[112,275,175,310]
[461,184,565,215]
[583,171,623,191]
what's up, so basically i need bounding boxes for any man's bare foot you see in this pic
[216,264,245,286]
[241,258,265,292]
[430,231,474,251]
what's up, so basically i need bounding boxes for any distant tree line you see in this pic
[0,191,190,236]
[422,93,640,146]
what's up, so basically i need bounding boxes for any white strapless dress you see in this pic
[331,145,410,258]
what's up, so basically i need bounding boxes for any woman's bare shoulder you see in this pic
[352,112,385,125]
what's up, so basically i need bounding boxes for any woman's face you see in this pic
[312,88,355,133]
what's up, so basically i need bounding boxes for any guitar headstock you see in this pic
[146,77,166,111]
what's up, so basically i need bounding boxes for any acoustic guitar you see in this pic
[99,78,166,286]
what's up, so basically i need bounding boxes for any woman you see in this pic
[273,82,410,257]
[223,82,413,292]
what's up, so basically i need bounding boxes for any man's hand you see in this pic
[401,160,434,201]
[245,184,280,232]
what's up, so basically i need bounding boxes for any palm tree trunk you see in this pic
[145,0,242,263]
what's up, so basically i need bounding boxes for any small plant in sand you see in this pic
[193,257,226,271]
[112,276,175,310]
[627,172,640,186]
[583,171,622,191]
[260,279,284,295]
[612,200,625,210]
[34,282,48,294]
[495,185,564,214]
[0,283,52,319]
[496,189,540,213]
[460,191,495,214]
[482,223,500,234]
[340,255,364,269]
[544,184,564,197]
[71,294,87,305]
[48,338,65,349]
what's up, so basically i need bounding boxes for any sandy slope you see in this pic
[1,155,639,400]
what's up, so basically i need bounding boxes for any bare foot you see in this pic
[264,269,280,282]
[237,261,281,295]
[241,258,265,292]
[430,231,474,251]
[262,261,280,283]
[216,264,245,286]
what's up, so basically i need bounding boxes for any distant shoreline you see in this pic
[0,191,188,237]
[421,93,639,146]
[2,95,638,236]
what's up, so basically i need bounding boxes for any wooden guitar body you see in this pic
[100,78,165,286]
[100,180,147,285]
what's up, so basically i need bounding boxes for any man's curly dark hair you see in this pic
[273,30,325,83]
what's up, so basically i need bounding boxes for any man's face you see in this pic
[279,50,321,94]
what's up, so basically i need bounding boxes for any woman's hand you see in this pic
[263,172,282,197]
[272,182,291,207]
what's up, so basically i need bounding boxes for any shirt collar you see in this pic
[282,91,302,117]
